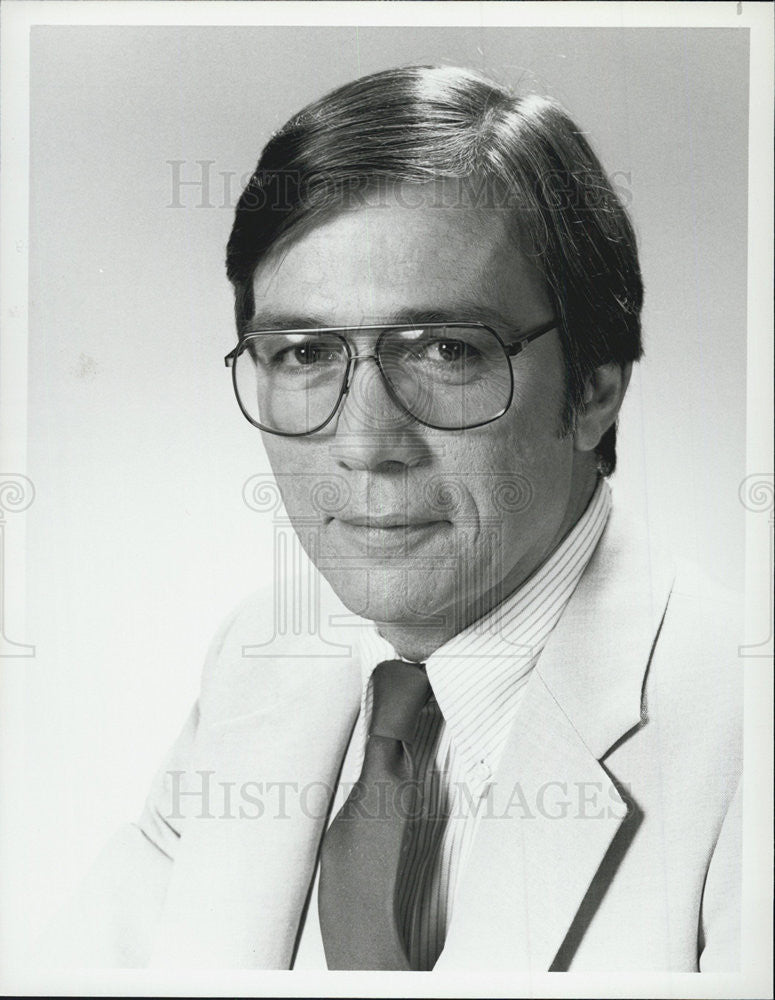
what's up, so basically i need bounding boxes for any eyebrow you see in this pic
[242,304,525,337]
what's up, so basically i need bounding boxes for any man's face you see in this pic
[250,188,582,652]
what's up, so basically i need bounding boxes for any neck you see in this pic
[378,462,601,663]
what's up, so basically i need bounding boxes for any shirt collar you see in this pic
[356,478,612,780]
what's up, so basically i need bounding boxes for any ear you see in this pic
[573,362,633,454]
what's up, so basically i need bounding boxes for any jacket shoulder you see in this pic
[197,572,362,725]
[654,561,743,696]
[645,560,743,773]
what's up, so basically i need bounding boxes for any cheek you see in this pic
[453,394,568,494]
[492,365,570,486]
[450,405,573,554]
[262,439,324,517]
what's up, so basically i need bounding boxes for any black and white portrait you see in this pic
[1,4,772,996]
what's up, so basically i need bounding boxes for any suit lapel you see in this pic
[437,507,675,970]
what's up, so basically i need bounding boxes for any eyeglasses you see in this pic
[224,318,557,436]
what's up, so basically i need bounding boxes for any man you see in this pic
[40,65,742,972]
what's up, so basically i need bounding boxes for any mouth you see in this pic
[339,514,442,529]
[329,517,450,551]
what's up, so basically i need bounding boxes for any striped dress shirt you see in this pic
[294,478,611,970]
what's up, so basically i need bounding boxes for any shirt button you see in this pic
[473,760,491,783]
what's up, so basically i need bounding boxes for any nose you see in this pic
[331,355,432,472]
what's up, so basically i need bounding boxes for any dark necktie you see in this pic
[318,659,432,970]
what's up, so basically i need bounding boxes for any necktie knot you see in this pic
[369,659,431,743]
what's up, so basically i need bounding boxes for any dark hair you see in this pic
[226,65,643,475]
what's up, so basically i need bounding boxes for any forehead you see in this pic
[250,186,550,328]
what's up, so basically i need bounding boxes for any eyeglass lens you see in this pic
[233,326,513,434]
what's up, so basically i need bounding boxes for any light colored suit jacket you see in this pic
[39,506,742,971]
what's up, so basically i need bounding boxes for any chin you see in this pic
[320,563,458,628]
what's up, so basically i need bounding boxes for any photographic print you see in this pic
[1,3,772,997]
